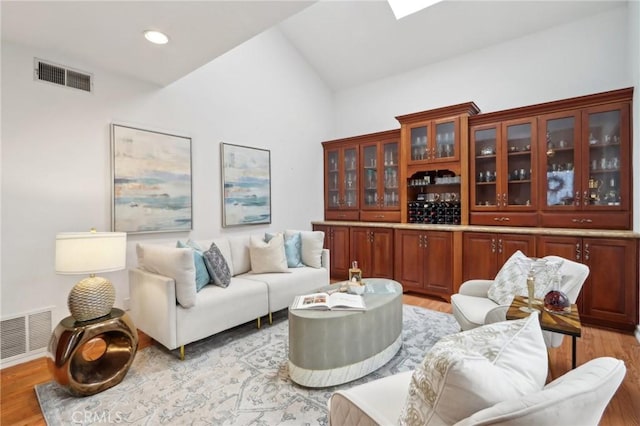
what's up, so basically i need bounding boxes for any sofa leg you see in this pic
[257,317,261,329]
[179,345,185,361]
[269,312,273,325]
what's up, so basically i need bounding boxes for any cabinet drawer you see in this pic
[325,210,360,221]
[360,210,401,222]
[539,212,630,230]
[470,212,538,227]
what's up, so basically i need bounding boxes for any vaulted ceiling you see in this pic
[1,1,626,91]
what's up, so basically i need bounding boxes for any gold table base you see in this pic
[47,308,138,396]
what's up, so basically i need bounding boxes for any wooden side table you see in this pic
[47,308,139,396]
[506,296,582,369]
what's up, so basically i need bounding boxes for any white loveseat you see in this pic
[129,232,329,357]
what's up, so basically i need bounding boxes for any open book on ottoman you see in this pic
[291,291,366,311]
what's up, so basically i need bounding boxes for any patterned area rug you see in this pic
[36,305,459,425]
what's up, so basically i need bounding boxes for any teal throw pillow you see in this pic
[177,240,210,291]
[265,232,303,268]
[203,242,232,288]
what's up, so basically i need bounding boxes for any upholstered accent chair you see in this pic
[451,254,589,348]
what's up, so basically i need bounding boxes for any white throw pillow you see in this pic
[399,313,547,425]
[488,251,561,305]
[286,230,324,268]
[136,244,197,308]
[249,234,288,273]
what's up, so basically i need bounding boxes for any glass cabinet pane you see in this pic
[383,142,399,206]
[343,148,357,207]
[435,122,455,159]
[474,128,497,207]
[587,110,621,206]
[363,145,377,207]
[544,117,576,207]
[410,126,428,161]
[327,151,339,208]
[506,123,532,207]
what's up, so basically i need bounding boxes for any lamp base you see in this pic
[68,276,116,322]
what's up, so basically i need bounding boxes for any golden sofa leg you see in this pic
[257,317,261,329]
[180,345,185,361]
[269,312,273,325]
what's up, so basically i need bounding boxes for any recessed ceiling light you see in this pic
[143,30,169,45]
[387,0,443,19]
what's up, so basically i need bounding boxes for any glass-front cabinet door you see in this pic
[471,125,498,209]
[539,112,580,210]
[408,117,459,164]
[582,105,628,210]
[324,145,359,213]
[362,141,399,209]
[471,119,535,210]
[504,120,535,209]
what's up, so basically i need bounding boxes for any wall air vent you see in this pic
[34,58,93,92]
[1,308,53,364]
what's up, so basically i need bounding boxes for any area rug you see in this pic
[36,305,459,425]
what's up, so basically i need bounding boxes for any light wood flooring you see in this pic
[1,294,638,426]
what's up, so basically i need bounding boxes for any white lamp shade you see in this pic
[56,232,127,275]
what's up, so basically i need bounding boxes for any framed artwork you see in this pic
[221,143,271,227]
[111,124,192,233]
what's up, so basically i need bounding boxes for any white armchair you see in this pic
[451,255,589,348]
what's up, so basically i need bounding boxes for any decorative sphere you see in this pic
[544,290,571,314]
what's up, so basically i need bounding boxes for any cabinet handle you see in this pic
[498,239,503,254]
[583,191,589,207]
[503,193,507,207]
[369,231,374,243]
[571,218,594,224]
[584,243,590,261]
[492,217,510,222]
[575,192,580,207]
[491,238,496,253]
[338,214,346,218]
[496,193,501,205]
[575,243,581,261]
[423,235,428,249]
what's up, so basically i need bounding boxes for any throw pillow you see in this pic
[203,242,232,288]
[488,251,563,305]
[399,313,547,425]
[266,232,303,268]
[136,244,196,308]
[286,230,324,268]
[249,234,288,273]
[176,240,210,291]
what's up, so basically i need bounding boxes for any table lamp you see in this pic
[55,229,127,322]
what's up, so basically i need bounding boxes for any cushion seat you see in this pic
[450,293,499,330]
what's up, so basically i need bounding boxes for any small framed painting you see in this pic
[221,143,271,227]
[111,124,192,233]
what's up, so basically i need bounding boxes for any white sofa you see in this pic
[129,233,329,357]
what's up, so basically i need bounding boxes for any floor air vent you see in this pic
[34,58,93,92]
[1,308,53,363]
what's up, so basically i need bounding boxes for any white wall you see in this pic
[0,28,333,339]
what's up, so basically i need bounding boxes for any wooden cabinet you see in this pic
[394,229,453,299]
[462,232,535,281]
[398,103,480,225]
[469,118,538,226]
[313,224,351,279]
[349,227,394,279]
[537,235,638,332]
[538,98,632,229]
[323,142,359,221]
[359,130,401,222]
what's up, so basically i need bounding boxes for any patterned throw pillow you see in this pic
[177,240,211,291]
[203,242,232,288]
[398,313,548,425]
[487,251,562,305]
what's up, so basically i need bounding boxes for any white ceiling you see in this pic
[1,0,626,91]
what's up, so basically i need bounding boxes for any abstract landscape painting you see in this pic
[221,143,271,227]
[111,124,192,233]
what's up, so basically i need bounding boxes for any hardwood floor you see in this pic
[2,295,638,426]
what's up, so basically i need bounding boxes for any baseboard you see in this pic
[636,325,640,344]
